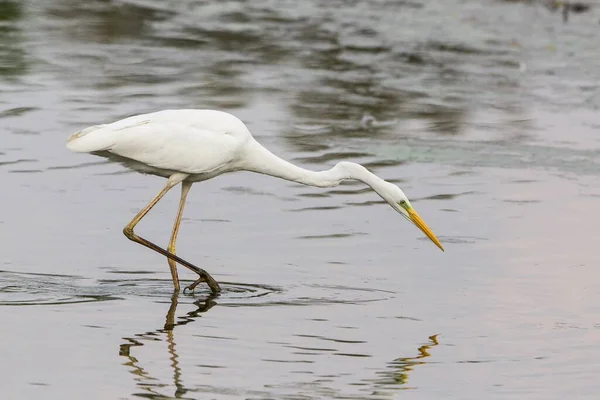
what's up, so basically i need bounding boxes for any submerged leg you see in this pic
[123,173,221,294]
[166,181,193,292]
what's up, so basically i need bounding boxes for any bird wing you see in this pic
[67,114,241,174]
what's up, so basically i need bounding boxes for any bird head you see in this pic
[378,182,444,251]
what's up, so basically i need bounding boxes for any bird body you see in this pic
[67,109,443,294]
[68,109,250,181]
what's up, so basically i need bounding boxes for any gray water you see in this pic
[2,0,600,399]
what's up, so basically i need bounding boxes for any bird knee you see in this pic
[123,227,135,240]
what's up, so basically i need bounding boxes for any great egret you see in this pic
[67,109,443,294]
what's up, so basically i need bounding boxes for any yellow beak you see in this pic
[407,208,444,251]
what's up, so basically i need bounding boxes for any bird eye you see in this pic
[399,200,407,206]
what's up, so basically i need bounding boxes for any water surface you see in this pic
[1,1,600,398]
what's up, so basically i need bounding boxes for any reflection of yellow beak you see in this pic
[407,208,444,251]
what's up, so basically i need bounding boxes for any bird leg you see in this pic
[166,181,193,292]
[122,173,221,294]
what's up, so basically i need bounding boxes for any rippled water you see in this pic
[2,0,600,399]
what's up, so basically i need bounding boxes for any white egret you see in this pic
[67,109,443,294]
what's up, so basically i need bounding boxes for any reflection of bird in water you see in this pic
[67,109,443,294]
[119,294,217,399]
[373,334,439,388]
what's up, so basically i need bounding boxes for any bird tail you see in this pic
[66,124,113,153]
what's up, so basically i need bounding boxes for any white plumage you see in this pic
[67,109,443,294]
[68,109,250,178]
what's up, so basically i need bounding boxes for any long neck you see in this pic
[239,139,387,190]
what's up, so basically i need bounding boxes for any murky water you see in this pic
[1,0,600,398]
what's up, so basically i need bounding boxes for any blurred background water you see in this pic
[1,0,600,399]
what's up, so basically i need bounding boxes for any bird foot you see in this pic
[183,278,203,294]
[183,273,221,295]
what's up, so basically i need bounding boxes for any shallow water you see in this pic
[1,0,600,398]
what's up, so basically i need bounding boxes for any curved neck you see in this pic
[239,140,387,190]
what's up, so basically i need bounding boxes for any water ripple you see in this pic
[1,270,392,308]
[0,158,36,167]
[296,232,368,240]
[0,106,38,118]
[0,270,120,306]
